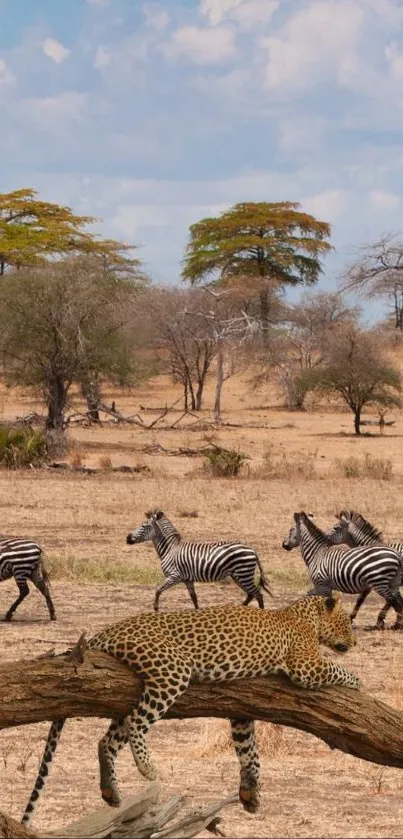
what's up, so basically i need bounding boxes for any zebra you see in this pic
[326,510,403,627]
[282,512,403,630]
[126,509,272,610]
[0,537,55,621]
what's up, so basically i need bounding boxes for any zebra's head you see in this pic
[282,512,314,551]
[325,516,355,548]
[126,510,164,545]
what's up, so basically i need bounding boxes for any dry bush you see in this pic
[99,455,112,470]
[0,426,48,468]
[70,450,84,468]
[203,446,248,478]
[178,509,199,518]
[257,445,317,480]
[335,452,393,480]
[195,720,290,759]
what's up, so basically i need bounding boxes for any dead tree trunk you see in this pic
[1,650,403,770]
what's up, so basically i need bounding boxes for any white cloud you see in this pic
[42,37,70,64]
[199,0,243,26]
[142,3,170,30]
[162,25,237,64]
[303,189,349,222]
[94,45,111,70]
[369,190,400,211]
[200,0,278,29]
[277,116,328,152]
[385,41,403,80]
[21,92,88,136]
[260,1,363,90]
[0,58,16,87]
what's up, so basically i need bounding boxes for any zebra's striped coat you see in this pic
[126,509,271,610]
[282,512,403,629]
[0,537,55,621]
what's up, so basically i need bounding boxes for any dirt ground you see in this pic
[1,371,403,837]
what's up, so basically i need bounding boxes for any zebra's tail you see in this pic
[256,556,273,596]
[21,718,66,826]
[39,551,52,589]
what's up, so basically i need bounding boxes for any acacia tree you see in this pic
[341,234,403,330]
[0,188,142,277]
[0,258,144,428]
[182,202,332,343]
[301,324,402,434]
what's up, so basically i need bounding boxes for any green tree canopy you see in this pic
[300,324,401,434]
[182,202,332,340]
[0,188,143,277]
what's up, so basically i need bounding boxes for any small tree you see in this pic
[301,324,402,434]
[182,202,332,343]
[0,258,145,428]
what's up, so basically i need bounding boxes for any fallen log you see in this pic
[1,650,403,771]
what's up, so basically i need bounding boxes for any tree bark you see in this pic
[46,376,68,430]
[2,650,403,771]
[213,342,224,425]
[354,407,361,435]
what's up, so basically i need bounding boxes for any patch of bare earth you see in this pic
[1,373,403,836]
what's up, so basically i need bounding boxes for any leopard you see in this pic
[21,593,360,826]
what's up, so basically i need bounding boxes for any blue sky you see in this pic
[1,0,403,317]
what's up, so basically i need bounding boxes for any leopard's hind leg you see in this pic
[230,719,260,812]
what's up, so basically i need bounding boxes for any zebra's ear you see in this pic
[154,510,164,520]
[293,512,300,523]
[307,512,314,519]
[144,510,152,519]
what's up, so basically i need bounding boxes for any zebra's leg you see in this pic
[98,718,127,806]
[389,591,403,630]
[350,589,371,624]
[184,581,199,609]
[153,576,182,611]
[4,579,29,621]
[32,576,56,621]
[231,574,264,609]
[230,720,260,813]
[21,719,65,825]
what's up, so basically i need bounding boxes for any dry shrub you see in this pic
[336,452,393,481]
[70,450,83,468]
[258,445,317,480]
[204,446,248,478]
[99,455,112,470]
[178,509,199,518]
[195,720,289,759]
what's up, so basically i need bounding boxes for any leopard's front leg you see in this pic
[285,648,361,690]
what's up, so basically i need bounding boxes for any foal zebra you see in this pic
[0,537,55,621]
[126,509,272,610]
[282,512,403,629]
[327,510,403,627]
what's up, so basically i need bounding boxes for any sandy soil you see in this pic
[0,371,403,837]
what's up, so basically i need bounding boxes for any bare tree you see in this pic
[184,289,258,424]
[341,234,403,329]
[301,323,402,434]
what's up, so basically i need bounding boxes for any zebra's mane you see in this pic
[339,509,384,542]
[146,509,182,541]
[301,512,339,546]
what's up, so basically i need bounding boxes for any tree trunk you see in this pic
[213,343,224,424]
[2,649,403,773]
[80,375,101,423]
[354,407,361,435]
[46,376,68,430]
[259,288,270,347]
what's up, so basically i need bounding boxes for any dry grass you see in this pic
[1,372,403,837]
[335,452,393,481]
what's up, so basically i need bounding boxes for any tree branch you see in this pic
[1,651,403,770]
